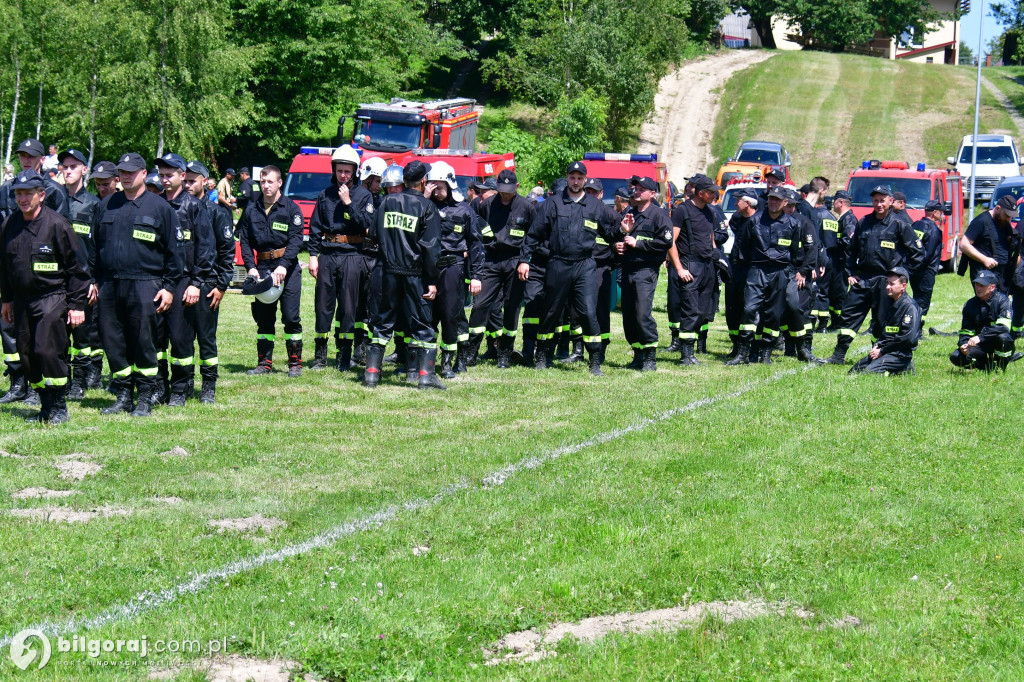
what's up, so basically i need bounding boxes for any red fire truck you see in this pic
[404,149,515,196]
[340,98,480,154]
[844,160,965,270]
[581,153,672,207]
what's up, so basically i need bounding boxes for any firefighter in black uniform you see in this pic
[308,145,374,372]
[363,160,444,390]
[357,156,387,366]
[0,170,89,423]
[701,191,730,355]
[849,267,920,375]
[93,153,183,417]
[518,160,618,375]
[607,176,672,371]
[582,178,621,363]
[0,138,70,406]
[825,185,924,364]
[669,174,719,366]
[909,199,943,331]
[59,148,103,398]
[724,188,759,359]
[959,193,1019,294]
[780,188,825,363]
[184,160,234,403]
[726,186,804,365]
[156,152,213,406]
[819,190,857,331]
[950,269,1015,370]
[426,161,483,376]
[515,174,557,367]
[890,191,913,228]
[237,168,256,213]
[238,164,305,377]
[91,161,120,200]
[466,171,535,366]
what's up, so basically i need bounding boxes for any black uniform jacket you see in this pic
[0,205,90,308]
[92,189,183,292]
[370,188,441,282]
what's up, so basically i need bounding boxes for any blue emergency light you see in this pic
[862,161,870,169]
[583,153,658,162]
[299,145,365,157]
[917,163,926,171]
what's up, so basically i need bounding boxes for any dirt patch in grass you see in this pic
[0,449,27,460]
[484,599,855,665]
[12,488,79,500]
[208,513,286,534]
[159,446,190,458]
[150,496,184,505]
[148,654,303,681]
[54,457,101,481]
[9,505,130,523]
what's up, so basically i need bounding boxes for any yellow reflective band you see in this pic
[537,333,554,340]
[522,318,539,325]
[584,220,597,230]
[601,333,610,340]
[40,376,68,387]
[739,324,757,332]
[635,235,652,241]
[133,229,156,242]
[481,226,494,237]
[338,333,354,340]
[838,328,857,338]
[630,342,642,349]
[354,322,367,331]
[914,230,924,240]
[170,356,194,366]
[73,222,91,235]
[314,332,329,339]
[777,239,791,247]
[880,240,895,249]
[996,318,1012,327]
[33,262,58,272]
[763,329,779,337]
[200,357,219,366]
[419,342,437,349]
[823,219,838,232]
[457,334,469,342]
[256,334,274,340]
[959,329,974,336]
[572,327,582,335]
[509,229,525,238]
[595,238,608,246]
[994,350,1013,357]
[669,322,680,329]
[383,212,418,232]
[584,336,602,343]
[679,332,698,340]
[69,347,85,357]
[468,327,486,335]
[502,329,518,338]
[112,366,132,377]
[272,221,289,232]
[285,334,302,341]
[640,342,659,348]
[89,349,104,357]
[133,365,158,376]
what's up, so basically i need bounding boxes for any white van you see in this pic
[948,134,1022,202]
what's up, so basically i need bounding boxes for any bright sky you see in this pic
[959,0,1003,57]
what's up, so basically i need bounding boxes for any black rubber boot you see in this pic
[481,335,498,361]
[798,337,826,365]
[825,335,852,365]
[48,387,69,425]
[440,349,456,379]
[363,344,384,388]
[759,343,774,365]
[725,340,751,365]
[67,366,87,401]
[417,347,447,390]
[286,340,303,378]
[353,330,368,366]
[454,343,469,374]
[662,328,682,354]
[0,372,28,404]
[641,347,657,372]
[199,379,216,404]
[534,340,553,370]
[784,336,798,357]
[696,329,708,354]
[86,356,104,389]
[406,347,420,384]
[246,340,274,375]
[586,343,604,376]
[517,336,536,366]
[156,359,170,404]
[336,341,352,372]
[101,385,134,414]
[816,317,829,333]
[725,336,739,361]
[566,337,584,363]
[26,386,54,423]
[391,336,407,372]
[464,334,483,367]
[627,348,644,370]
[168,389,187,407]
[679,340,699,366]
[555,332,570,361]
[130,386,155,417]
[311,338,329,370]
[497,336,512,369]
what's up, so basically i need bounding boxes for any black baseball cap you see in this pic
[185,160,211,178]
[733,188,759,202]
[690,174,720,192]
[475,178,498,192]
[239,167,251,174]
[566,160,587,176]
[12,169,45,189]
[614,186,632,199]
[225,167,236,176]
[924,199,943,212]
[997,194,1019,218]
[155,152,186,171]
[886,266,910,280]
[91,161,117,179]
[764,168,786,182]
[58,149,87,165]
[785,188,803,203]
[583,178,603,192]
[832,190,851,201]
[145,172,163,189]
[870,185,893,197]
[635,176,658,191]
[550,178,567,195]
[799,184,811,194]
[892,191,907,202]
[16,138,45,157]
[116,153,147,172]
[972,269,998,286]
[496,169,518,192]
[767,186,789,200]
[403,160,429,184]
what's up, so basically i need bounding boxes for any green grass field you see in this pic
[710,52,1017,184]
[2,259,1024,681]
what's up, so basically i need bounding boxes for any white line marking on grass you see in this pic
[2,327,942,648]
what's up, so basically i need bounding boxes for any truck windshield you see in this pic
[737,148,781,165]
[595,178,630,203]
[722,186,764,213]
[959,146,1017,164]
[356,121,422,148]
[847,178,932,209]
[283,172,331,201]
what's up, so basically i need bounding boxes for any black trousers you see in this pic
[910,269,936,322]
[187,282,221,380]
[1,317,20,375]
[782,276,812,338]
[100,278,162,391]
[738,264,789,341]
[362,254,380,337]
[521,260,547,339]
[620,266,660,348]
[725,262,749,336]
[315,251,367,348]
[70,300,102,372]
[835,274,885,342]
[252,261,302,342]
[950,332,1014,368]
[666,265,681,332]
[594,262,613,342]
[537,258,600,342]
[468,256,525,339]
[850,350,914,374]
[14,292,69,388]
[156,280,196,393]
[371,272,436,348]
[434,259,468,351]
[675,258,715,339]
[819,253,847,318]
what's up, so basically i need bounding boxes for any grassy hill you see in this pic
[711,51,1019,184]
